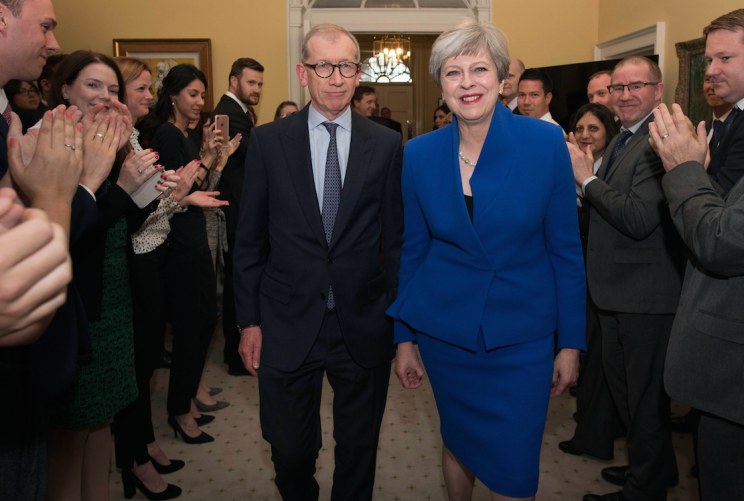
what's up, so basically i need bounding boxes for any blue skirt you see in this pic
[416,331,554,497]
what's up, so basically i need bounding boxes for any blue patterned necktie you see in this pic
[605,129,634,176]
[322,122,340,309]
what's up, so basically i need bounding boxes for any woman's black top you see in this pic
[150,122,207,253]
[464,195,474,224]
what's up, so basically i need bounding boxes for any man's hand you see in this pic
[649,103,708,172]
[0,207,72,346]
[8,107,83,210]
[567,132,596,185]
[551,348,580,398]
[394,341,425,389]
[238,326,262,377]
[79,115,121,193]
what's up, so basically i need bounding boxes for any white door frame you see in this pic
[595,22,665,70]
[286,0,493,106]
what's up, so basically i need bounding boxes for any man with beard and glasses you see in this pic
[213,57,264,376]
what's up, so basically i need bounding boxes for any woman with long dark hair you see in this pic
[138,64,225,446]
[43,50,179,501]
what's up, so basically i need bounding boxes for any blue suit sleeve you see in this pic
[544,129,587,351]
[393,151,432,344]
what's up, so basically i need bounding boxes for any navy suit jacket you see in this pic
[387,103,586,352]
[233,105,404,371]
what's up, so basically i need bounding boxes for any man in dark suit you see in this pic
[233,23,403,500]
[34,53,65,121]
[570,57,686,501]
[650,90,744,501]
[703,12,744,197]
[213,57,264,376]
[379,106,403,136]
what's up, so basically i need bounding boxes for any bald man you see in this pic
[501,58,525,115]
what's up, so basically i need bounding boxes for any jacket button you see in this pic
[327,258,334,264]
[320,293,326,300]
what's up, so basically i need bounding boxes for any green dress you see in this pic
[52,214,138,429]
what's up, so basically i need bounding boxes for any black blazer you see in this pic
[233,105,404,371]
[707,109,744,196]
[213,95,253,232]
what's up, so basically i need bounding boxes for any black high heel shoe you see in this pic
[122,468,182,500]
[148,456,185,475]
[167,415,214,444]
[194,413,215,426]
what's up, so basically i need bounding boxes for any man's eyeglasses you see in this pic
[607,82,659,94]
[17,87,39,96]
[304,62,361,79]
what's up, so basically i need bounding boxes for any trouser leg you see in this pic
[698,412,744,501]
[602,311,677,501]
[324,310,390,501]
[222,232,241,369]
[257,319,328,501]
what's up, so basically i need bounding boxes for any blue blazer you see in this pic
[387,103,586,352]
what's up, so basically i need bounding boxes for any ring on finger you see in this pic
[64,144,76,151]
[94,133,105,139]
[137,168,143,174]
[661,134,669,140]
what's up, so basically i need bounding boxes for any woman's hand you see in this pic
[567,133,596,186]
[215,133,243,172]
[394,342,425,389]
[116,149,160,195]
[155,170,179,200]
[180,191,228,208]
[109,101,134,151]
[171,160,201,202]
[8,106,83,208]
[79,115,121,193]
[551,348,580,398]
[200,121,221,166]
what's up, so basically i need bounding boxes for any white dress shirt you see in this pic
[0,89,8,113]
[581,108,656,195]
[539,111,566,136]
[506,96,518,112]
[308,104,351,212]
[225,91,248,114]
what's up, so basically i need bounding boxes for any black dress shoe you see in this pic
[602,466,630,486]
[583,491,627,501]
[559,440,584,456]
[227,365,254,376]
[602,465,678,488]
[569,385,578,397]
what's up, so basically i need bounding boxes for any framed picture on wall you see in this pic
[113,38,214,110]
[675,37,710,126]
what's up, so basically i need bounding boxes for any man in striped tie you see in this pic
[233,23,403,501]
[568,56,687,501]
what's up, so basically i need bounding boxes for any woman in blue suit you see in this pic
[388,19,586,500]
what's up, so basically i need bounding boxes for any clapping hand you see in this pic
[0,196,72,346]
[566,132,596,185]
[8,107,83,209]
[180,190,229,208]
[80,101,132,151]
[79,115,122,194]
[648,103,708,172]
[117,149,161,195]
[171,160,201,202]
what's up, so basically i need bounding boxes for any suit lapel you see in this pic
[467,103,517,220]
[282,105,328,250]
[329,112,375,250]
[601,114,654,182]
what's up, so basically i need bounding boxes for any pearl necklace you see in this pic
[458,149,476,168]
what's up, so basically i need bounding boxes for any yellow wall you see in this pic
[51,0,288,125]
[495,0,599,68]
[598,0,742,104]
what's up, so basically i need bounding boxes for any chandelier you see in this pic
[372,35,411,69]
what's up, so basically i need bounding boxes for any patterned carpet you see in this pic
[108,326,700,501]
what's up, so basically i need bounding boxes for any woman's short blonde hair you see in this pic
[429,18,510,89]
[114,56,151,87]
